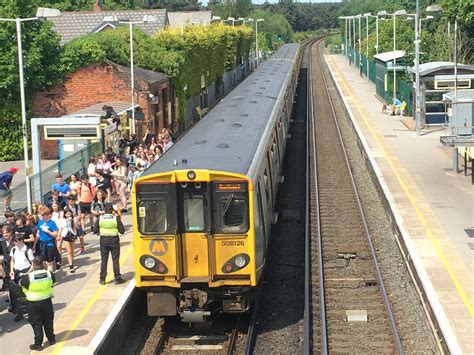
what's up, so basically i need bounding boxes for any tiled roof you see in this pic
[49,9,167,45]
[109,60,170,84]
[167,11,212,27]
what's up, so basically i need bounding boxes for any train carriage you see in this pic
[132,43,301,322]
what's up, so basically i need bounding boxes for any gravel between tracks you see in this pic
[319,44,439,353]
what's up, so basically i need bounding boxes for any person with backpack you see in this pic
[9,233,33,321]
[0,167,19,213]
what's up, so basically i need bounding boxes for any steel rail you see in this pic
[303,38,313,355]
[309,38,329,355]
[314,40,404,354]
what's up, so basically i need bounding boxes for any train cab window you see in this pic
[137,200,167,234]
[183,196,205,232]
[136,183,176,235]
[212,182,249,234]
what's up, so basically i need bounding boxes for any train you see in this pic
[132,43,301,322]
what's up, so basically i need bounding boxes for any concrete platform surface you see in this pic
[0,212,134,354]
[326,53,473,353]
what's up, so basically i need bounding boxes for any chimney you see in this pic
[93,0,101,12]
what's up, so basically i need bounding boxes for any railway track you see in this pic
[139,314,245,355]
[305,39,404,353]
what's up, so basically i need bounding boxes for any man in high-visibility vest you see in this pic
[93,203,126,285]
[19,256,55,351]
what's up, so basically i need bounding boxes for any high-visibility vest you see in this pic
[99,214,119,236]
[23,269,53,302]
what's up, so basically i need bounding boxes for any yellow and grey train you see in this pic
[132,43,301,322]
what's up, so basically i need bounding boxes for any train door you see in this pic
[177,182,212,280]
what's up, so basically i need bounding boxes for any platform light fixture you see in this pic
[255,19,265,66]
[0,7,62,213]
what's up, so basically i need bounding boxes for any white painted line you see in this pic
[324,55,462,355]
[86,279,136,355]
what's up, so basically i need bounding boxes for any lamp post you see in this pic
[363,13,371,80]
[222,17,235,26]
[356,14,362,69]
[379,10,407,100]
[338,16,349,56]
[0,7,61,213]
[256,19,264,66]
[104,15,157,135]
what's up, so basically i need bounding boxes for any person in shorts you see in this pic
[0,167,19,213]
[78,176,94,253]
[36,207,58,272]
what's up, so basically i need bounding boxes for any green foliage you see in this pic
[325,34,342,47]
[248,9,293,51]
[293,29,328,43]
[0,101,24,161]
[273,2,342,32]
[0,0,62,161]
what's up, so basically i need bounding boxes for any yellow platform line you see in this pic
[52,242,135,354]
[326,55,474,318]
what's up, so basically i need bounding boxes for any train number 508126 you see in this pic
[221,241,245,247]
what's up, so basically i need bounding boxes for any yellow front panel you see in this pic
[213,237,250,276]
[135,236,179,286]
[182,233,209,277]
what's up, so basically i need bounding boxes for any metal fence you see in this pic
[1,139,103,216]
[344,46,413,113]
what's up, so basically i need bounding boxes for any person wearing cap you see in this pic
[93,203,125,285]
[0,167,19,213]
[20,256,56,351]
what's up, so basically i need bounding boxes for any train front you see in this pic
[132,169,256,322]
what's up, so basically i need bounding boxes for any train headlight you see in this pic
[222,253,250,273]
[234,256,246,268]
[187,170,196,180]
[144,257,156,269]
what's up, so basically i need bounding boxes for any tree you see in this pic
[249,9,293,51]
[0,0,62,161]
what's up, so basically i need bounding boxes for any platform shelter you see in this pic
[409,62,474,125]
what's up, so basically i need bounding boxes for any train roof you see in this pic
[141,43,299,178]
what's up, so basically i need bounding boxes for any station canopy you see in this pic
[374,50,405,63]
[409,62,474,76]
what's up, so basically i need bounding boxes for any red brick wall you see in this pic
[32,62,173,159]
[32,63,135,159]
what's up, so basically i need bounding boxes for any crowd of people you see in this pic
[0,126,176,349]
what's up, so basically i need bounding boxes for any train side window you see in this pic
[263,168,270,203]
[183,196,205,232]
[137,200,167,234]
[257,180,266,238]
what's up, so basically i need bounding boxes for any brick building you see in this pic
[32,60,175,158]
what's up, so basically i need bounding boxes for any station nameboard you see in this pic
[43,125,101,140]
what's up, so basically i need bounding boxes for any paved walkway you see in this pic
[326,53,473,353]
[0,211,134,354]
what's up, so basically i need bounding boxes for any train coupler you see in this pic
[179,289,210,322]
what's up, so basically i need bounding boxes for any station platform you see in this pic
[326,53,473,353]
[0,212,135,354]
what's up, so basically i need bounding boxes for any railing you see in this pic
[343,46,413,114]
[0,139,103,217]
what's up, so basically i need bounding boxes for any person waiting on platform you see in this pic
[20,256,56,351]
[0,167,19,213]
[390,96,402,116]
[37,207,59,272]
[93,203,125,285]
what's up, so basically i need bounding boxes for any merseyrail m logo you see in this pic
[149,239,168,256]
